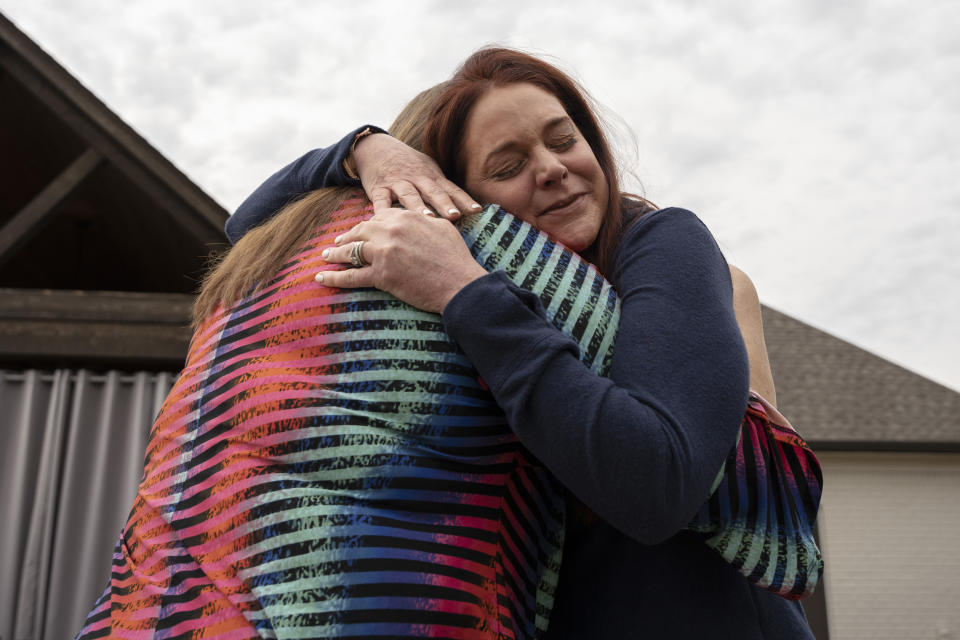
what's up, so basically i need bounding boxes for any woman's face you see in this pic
[461,83,609,253]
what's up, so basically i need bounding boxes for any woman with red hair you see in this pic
[227,48,819,639]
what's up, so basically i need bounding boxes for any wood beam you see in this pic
[0,147,101,268]
[0,288,193,368]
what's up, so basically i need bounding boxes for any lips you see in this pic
[539,193,586,217]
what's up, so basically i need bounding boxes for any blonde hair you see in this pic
[193,83,449,325]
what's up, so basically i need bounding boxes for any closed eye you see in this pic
[550,135,577,151]
[491,159,524,180]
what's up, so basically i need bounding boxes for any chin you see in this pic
[552,222,601,254]
[562,238,590,253]
[550,233,592,253]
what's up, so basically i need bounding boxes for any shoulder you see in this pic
[613,207,724,274]
[728,264,760,307]
[623,206,710,238]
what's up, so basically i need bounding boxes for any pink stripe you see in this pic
[145,602,248,638]
[192,334,344,401]
[181,200,370,353]
[214,301,357,352]
[216,257,364,339]
[78,616,111,635]
[163,470,268,530]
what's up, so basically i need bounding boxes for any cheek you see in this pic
[478,183,535,224]
[587,161,609,211]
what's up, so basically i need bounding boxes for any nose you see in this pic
[534,148,568,188]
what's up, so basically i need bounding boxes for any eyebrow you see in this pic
[481,116,574,170]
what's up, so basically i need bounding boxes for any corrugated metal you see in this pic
[0,369,174,640]
[818,452,960,639]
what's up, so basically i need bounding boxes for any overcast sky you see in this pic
[3,0,958,391]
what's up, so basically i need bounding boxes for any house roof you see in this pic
[763,305,960,451]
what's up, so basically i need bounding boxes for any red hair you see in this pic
[423,47,653,275]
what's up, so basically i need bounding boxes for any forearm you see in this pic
[443,209,750,543]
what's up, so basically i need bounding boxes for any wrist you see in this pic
[346,131,390,179]
[342,126,388,179]
[438,265,488,314]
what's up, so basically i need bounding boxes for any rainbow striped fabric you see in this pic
[76,198,821,639]
[689,394,823,599]
[76,196,617,640]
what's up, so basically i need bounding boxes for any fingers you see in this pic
[414,180,460,221]
[369,185,430,216]
[331,220,367,248]
[315,264,372,289]
[368,187,395,215]
[368,181,481,220]
[436,179,483,219]
[316,240,373,289]
[414,178,484,221]
[324,237,366,263]
[389,182,432,217]
[353,136,481,218]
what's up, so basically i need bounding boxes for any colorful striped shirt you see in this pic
[77,198,821,640]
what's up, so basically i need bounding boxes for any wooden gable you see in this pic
[0,13,228,369]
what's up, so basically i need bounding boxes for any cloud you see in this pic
[3,0,958,390]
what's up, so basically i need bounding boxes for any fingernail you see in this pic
[423,209,434,216]
[334,235,343,245]
[470,203,482,210]
[322,249,330,259]
[448,208,460,216]
[314,273,324,283]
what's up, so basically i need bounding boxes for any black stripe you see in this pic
[80,601,111,626]
[498,591,529,639]
[75,626,112,640]
[582,274,610,359]
[153,601,206,630]
[565,261,592,343]
[240,508,500,546]
[496,520,537,598]
[741,426,761,536]
[507,467,557,548]
[500,490,539,577]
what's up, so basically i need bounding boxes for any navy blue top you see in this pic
[443,212,813,640]
[226,136,815,639]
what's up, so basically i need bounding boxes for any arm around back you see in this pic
[225,125,380,244]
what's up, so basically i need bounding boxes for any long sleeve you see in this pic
[442,207,750,544]
[225,125,386,244]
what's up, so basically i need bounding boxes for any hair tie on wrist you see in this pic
[343,127,376,179]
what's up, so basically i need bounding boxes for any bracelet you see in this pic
[343,127,376,180]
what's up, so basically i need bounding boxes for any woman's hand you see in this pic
[352,134,482,220]
[316,208,488,314]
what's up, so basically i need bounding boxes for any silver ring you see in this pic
[349,241,369,268]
